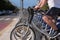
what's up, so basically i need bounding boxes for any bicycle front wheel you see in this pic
[10,25,35,40]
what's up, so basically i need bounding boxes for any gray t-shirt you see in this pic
[48,0,60,8]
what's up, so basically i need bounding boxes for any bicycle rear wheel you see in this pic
[10,25,35,40]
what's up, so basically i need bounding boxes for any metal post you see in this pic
[20,0,23,11]
[19,0,24,19]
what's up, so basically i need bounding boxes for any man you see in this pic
[34,0,60,37]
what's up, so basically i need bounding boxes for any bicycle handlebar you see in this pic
[27,7,46,15]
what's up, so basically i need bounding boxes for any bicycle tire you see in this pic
[10,24,35,40]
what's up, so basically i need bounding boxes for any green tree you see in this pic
[0,0,18,10]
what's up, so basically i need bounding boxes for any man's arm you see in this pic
[35,0,47,9]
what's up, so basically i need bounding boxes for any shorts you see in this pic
[46,7,60,19]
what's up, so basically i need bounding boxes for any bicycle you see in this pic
[10,7,60,40]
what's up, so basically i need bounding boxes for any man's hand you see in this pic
[34,5,40,10]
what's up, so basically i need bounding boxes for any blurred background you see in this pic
[0,0,48,15]
[0,0,38,10]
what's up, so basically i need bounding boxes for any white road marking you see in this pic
[13,18,17,20]
[5,18,11,20]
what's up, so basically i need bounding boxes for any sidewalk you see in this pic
[0,17,19,40]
